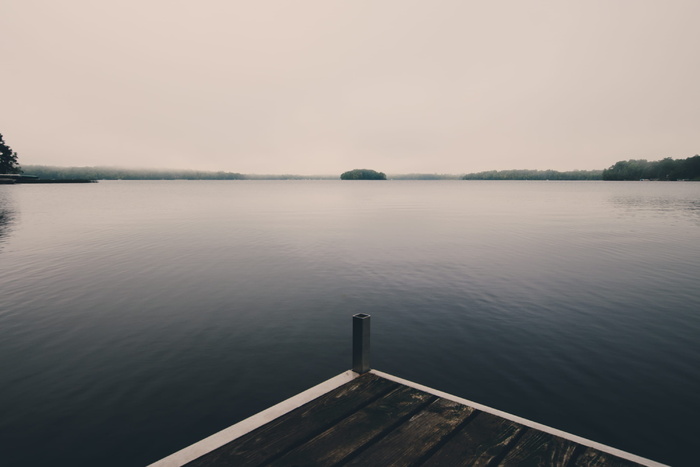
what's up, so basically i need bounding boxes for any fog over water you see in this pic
[1,181,699,466]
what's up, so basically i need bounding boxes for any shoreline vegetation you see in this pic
[0,174,96,184]
[601,155,700,181]
[18,155,700,182]
[462,169,602,180]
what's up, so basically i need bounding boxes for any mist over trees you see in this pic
[602,156,700,181]
[0,133,22,174]
[462,169,602,180]
[340,169,387,180]
[23,166,245,180]
[18,156,700,181]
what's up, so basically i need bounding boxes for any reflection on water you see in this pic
[0,187,16,247]
[609,182,700,225]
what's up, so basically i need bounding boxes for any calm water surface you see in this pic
[1,180,699,466]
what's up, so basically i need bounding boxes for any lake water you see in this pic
[1,180,699,466]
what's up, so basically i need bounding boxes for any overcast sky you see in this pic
[2,1,698,174]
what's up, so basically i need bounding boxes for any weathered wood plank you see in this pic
[421,411,525,466]
[342,398,475,467]
[496,429,578,466]
[173,372,651,467]
[574,447,642,467]
[267,386,434,466]
[185,373,397,466]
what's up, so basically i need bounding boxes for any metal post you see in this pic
[352,313,371,374]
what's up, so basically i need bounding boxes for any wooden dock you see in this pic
[151,370,663,467]
[150,315,665,467]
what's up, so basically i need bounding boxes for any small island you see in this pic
[340,169,387,180]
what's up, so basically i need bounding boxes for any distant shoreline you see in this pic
[0,174,96,184]
[15,179,96,184]
[20,165,598,181]
[18,155,700,181]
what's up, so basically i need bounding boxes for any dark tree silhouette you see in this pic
[602,155,700,180]
[340,169,386,180]
[0,133,22,174]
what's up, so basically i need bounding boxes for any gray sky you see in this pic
[2,1,698,174]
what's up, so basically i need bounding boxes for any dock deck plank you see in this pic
[574,448,642,467]
[169,372,657,467]
[185,373,397,466]
[497,430,578,466]
[420,411,525,466]
[343,398,475,466]
[268,386,433,466]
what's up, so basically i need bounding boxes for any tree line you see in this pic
[5,130,699,181]
[22,165,245,180]
[601,155,700,181]
[462,169,602,180]
[21,160,700,182]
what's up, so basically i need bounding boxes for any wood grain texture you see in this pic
[421,411,524,467]
[185,373,397,466]
[268,385,433,466]
[343,398,475,467]
[179,373,648,467]
[496,429,578,466]
[573,447,642,467]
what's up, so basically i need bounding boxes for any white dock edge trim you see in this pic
[371,370,667,467]
[148,370,359,467]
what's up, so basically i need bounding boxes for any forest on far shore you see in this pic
[462,155,699,181]
[462,169,602,180]
[602,155,700,180]
[19,154,700,181]
[22,165,246,180]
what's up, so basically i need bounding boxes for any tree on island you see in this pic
[340,169,386,180]
[0,133,22,174]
